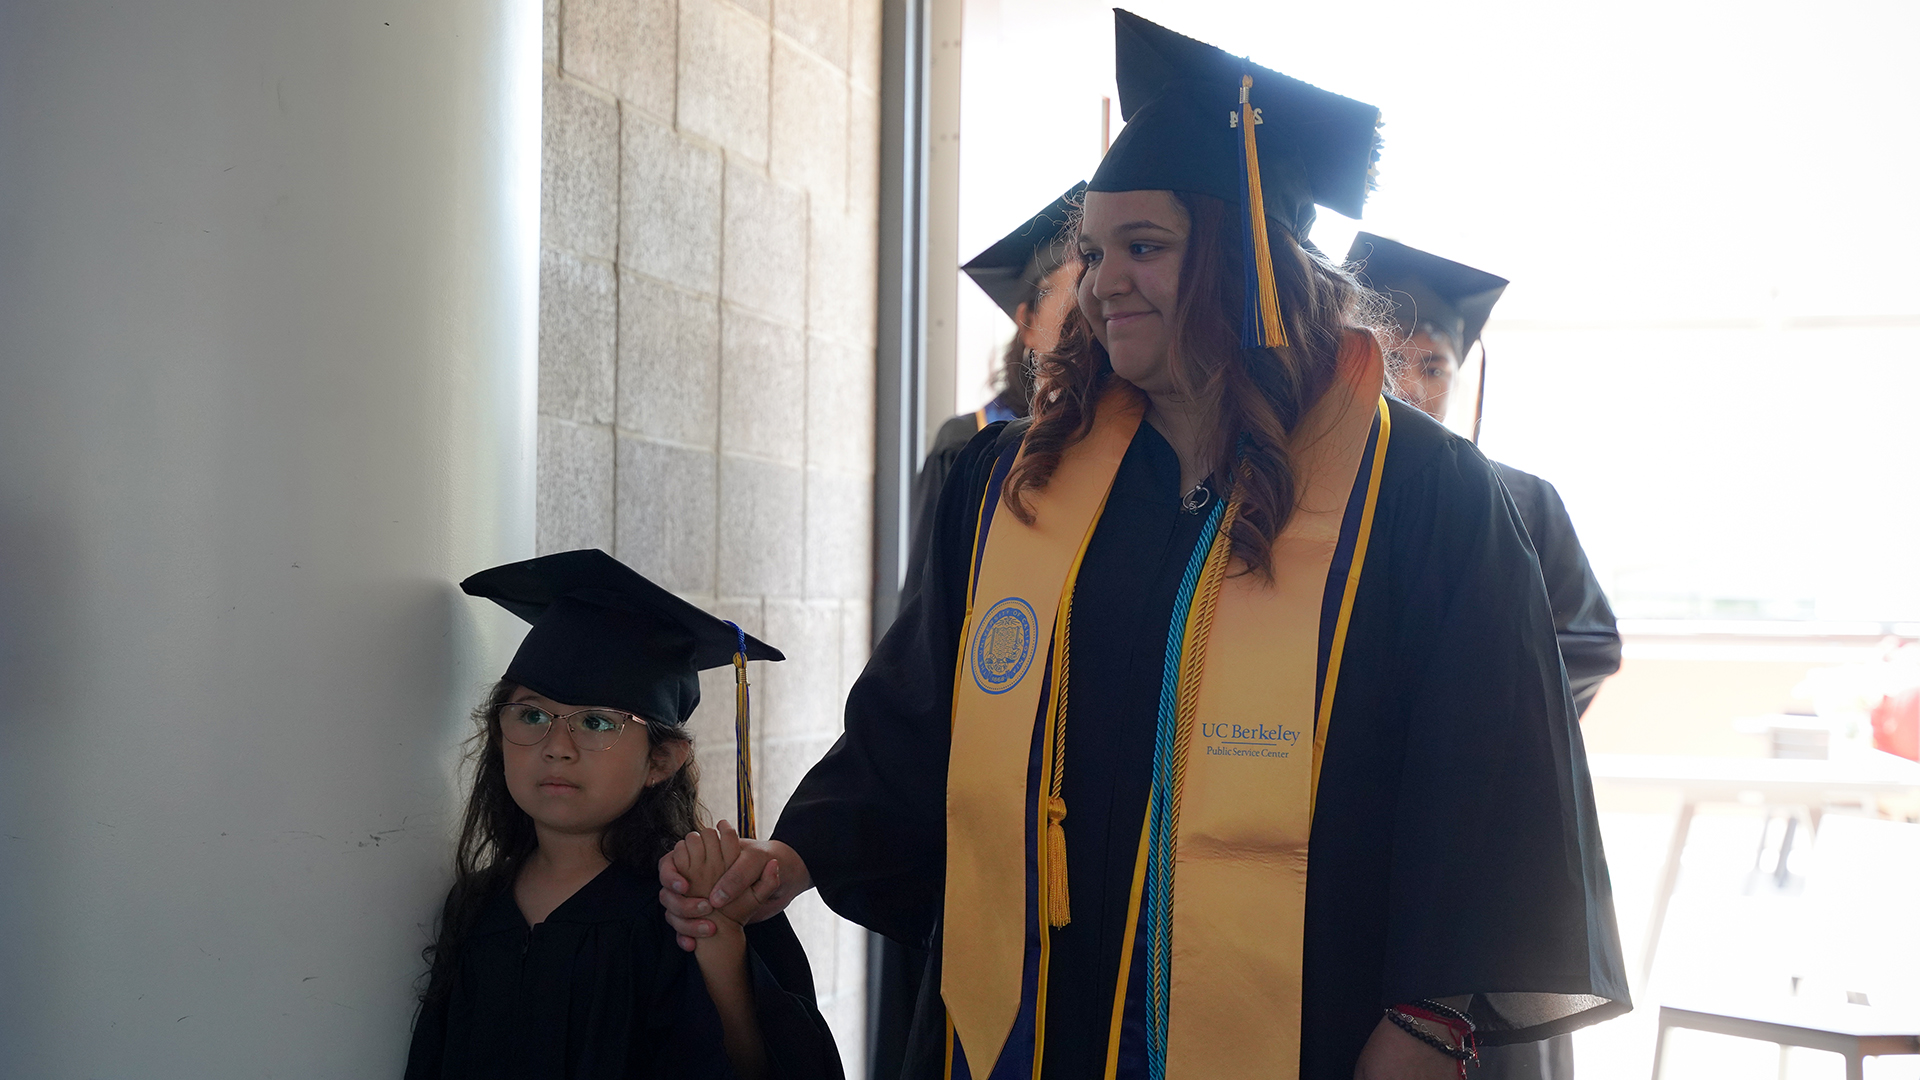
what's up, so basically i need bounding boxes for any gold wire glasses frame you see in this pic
[491,702,644,752]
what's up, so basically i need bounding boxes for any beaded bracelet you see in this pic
[1384,999,1478,1079]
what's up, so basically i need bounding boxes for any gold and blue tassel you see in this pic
[726,620,756,838]
[1235,74,1288,350]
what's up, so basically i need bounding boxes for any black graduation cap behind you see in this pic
[1346,232,1509,360]
[461,549,782,726]
[962,182,1086,321]
[1089,10,1382,238]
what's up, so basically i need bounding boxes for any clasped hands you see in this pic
[658,824,811,952]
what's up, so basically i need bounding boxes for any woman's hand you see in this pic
[1353,1015,1460,1080]
[658,835,812,951]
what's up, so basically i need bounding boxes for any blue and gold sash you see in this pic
[943,333,1390,1078]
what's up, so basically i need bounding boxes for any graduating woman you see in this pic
[663,12,1627,1079]
[1348,233,1621,716]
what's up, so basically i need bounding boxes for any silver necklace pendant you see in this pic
[1181,481,1212,514]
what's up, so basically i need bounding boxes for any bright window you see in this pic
[957,0,1920,624]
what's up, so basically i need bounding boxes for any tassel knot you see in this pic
[1046,796,1071,927]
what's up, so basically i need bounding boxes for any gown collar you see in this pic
[472,861,658,936]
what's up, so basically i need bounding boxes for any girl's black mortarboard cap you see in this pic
[1346,233,1509,361]
[1089,10,1383,349]
[463,549,783,835]
[460,548,783,726]
[962,182,1087,321]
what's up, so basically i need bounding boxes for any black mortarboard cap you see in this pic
[1346,233,1508,360]
[1089,10,1381,349]
[1090,10,1381,238]
[461,549,782,726]
[962,182,1086,320]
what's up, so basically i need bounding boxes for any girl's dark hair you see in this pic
[418,680,701,1005]
[1004,191,1385,580]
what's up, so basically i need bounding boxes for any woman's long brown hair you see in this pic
[1004,192,1385,580]
[418,680,702,1005]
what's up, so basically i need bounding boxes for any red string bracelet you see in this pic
[1385,999,1479,1079]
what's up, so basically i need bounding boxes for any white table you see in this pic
[1586,752,1920,982]
[1652,999,1920,1080]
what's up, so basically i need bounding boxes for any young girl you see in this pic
[406,548,842,1080]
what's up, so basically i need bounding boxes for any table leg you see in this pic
[1648,1015,1670,1080]
[1641,799,1696,985]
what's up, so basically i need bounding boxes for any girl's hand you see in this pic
[672,823,733,902]
[658,836,812,951]
[670,821,765,925]
[1353,1015,1461,1080]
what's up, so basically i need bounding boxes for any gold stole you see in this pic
[944,335,1389,1076]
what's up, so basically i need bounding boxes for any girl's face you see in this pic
[1076,189,1190,394]
[499,686,687,838]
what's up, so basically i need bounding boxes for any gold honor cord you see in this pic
[1031,472,1119,1074]
[1240,75,1288,349]
[1040,505,1107,929]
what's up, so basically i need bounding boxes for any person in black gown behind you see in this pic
[904,185,1087,603]
[406,550,842,1080]
[663,13,1628,1079]
[1348,232,1621,717]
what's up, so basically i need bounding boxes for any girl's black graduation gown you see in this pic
[404,862,842,1080]
[772,398,1628,1079]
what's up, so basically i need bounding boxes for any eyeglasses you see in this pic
[491,702,645,752]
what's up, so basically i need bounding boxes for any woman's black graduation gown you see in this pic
[1492,462,1621,717]
[773,397,1628,1079]
[405,862,842,1080]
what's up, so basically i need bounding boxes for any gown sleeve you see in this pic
[772,423,1010,947]
[741,914,846,1080]
[1492,463,1621,717]
[1381,442,1630,1043]
[648,912,844,1079]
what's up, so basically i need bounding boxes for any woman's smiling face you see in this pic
[1076,189,1190,394]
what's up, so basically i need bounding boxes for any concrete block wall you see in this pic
[537,0,880,1067]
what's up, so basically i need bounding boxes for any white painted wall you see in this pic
[0,1,539,1075]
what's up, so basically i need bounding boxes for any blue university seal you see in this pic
[971,597,1038,694]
